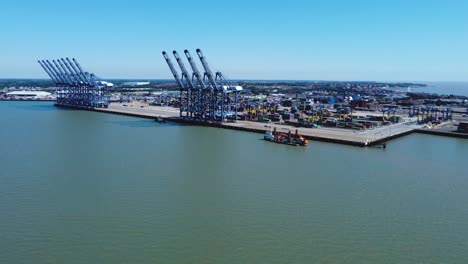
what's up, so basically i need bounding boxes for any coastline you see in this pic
[2,100,466,146]
[55,102,468,147]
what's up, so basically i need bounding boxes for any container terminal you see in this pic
[1,51,467,147]
[88,102,466,146]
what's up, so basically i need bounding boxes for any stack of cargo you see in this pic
[282,113,294,121]
[268,113,281,122]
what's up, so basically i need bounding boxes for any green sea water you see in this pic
[1,101,467,263]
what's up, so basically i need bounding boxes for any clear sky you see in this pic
[1,0,467,81]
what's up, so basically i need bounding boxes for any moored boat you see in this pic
[264,127,308,146]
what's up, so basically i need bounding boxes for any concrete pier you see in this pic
[415,127,468,139]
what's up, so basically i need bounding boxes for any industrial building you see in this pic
[123,81,150,87]
[6,91,52,99]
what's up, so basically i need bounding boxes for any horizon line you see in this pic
[1,78,468,84]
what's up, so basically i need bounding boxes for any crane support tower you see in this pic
[162,49,242,122]
[38,58,111,108]
[409,106,453,124]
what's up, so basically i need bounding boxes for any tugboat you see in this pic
[264,127,308,146]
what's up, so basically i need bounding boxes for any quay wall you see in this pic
[55,103,467,147]
[415,129,468,139]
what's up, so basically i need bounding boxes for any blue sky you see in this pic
[1,0,467,81]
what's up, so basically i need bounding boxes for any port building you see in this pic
[6,91,52,99]
[123,81,150,87]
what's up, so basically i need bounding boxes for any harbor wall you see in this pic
[415,129,468,139]
[54,103,467,147]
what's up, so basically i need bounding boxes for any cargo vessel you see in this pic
[264,128,308,146]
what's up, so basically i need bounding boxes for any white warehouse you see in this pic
[6,91,53,99]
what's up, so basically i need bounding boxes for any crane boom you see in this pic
[38,60,59,84]
[196,49,220,91]
[184,50,207,90]
[53,60,73,85]
[39,60,56,82]
[43,60,62,83]
[162,51,184,90]
[47,60,68,84]
[65,58,87,84]
[45,60,64,84]
[58,59,78,84]
[173,51,195,90]
[72,58,92,83]
[60,58,81,84]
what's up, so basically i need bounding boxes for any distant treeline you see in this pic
[0,79,54,88]
[407,92,467,100]
[1,79,428,96]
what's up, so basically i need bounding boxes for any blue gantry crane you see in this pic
[173,51,198,118]
[162,51,186,117]
[184,49,212,120]
[162,48,242,122]
[38,58,110,108]
[409,105,453,123]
